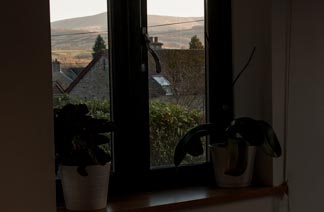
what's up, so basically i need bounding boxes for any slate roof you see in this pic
[64,68,84,81]
[65,51,108,93]
[52,71,73,90]
[52,81,65,95]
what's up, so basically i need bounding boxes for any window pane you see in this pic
[50,1,111,175]
[50,1,110,119]
[147,0,206,168]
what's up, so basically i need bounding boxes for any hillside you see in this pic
[51,12,204,67]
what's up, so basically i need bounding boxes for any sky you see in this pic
[50,0,204,22]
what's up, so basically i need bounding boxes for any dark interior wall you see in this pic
[0,1,56,212]
[232,0,275,186]
[287,1,324,211]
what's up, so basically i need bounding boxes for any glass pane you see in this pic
[50,1,111,175]
[147,0,206,168]
[50,0,110,118]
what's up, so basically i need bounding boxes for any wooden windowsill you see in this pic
[58,183,288,212]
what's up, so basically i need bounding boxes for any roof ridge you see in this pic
[65,51,107,93]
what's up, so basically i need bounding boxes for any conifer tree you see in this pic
[92,34,107,58]
[189,35,204,49]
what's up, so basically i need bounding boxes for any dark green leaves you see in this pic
[54,104,115,176]
[226,117,281,158]
[174,117,282,175]
[257,120,282,157]
[174,123,215,166]
[226,117,263,146]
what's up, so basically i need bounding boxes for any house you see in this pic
[63,67,83,81]
[150,75,173,97]
[52,59,84,93]
[52,81,65,96]
[3,1,324,212]
[62,50,173,101]
[148,49,205,109]
[149,36,163,50]
[64,51,110,100]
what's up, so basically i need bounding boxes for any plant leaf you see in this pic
[77,165,88,176]
[257,120,282,157]
[86,119,115,133]
[174,123,215,166]
[92,146,111,165]
[186,136,204,156]
[92,134,110,145]
[226,117,263,146]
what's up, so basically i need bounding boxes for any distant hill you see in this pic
[51,12,204,50]
[51,12,108,31]
[50,12,204,68]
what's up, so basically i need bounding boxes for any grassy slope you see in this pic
[51,13,204,66]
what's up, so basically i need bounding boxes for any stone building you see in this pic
[148,49,205,109]
[65,51,110,100]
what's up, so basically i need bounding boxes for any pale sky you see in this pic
[50,0,204,22]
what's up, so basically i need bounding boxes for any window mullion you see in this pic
[109,0,150,189]
[205,0,233,132]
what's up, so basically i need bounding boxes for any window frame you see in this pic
[107,0,233,192]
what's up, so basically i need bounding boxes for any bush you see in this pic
[55,95,110,120]
[54,96,205,167]
[149,100,205,167]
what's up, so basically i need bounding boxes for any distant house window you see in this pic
[151,75,173,96]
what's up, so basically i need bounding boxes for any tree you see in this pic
[189,35,204,49]
[92,34,107,58]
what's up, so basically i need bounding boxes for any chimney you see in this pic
[52,59,61,73]
[149,36,163,50]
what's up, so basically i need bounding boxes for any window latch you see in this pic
[142,27,162,74]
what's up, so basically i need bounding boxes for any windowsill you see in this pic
[58,183,287,212]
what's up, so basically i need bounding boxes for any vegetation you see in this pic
[92,34,107,58]
[51,50,92,70]
[54,104,114,176]
[149,100,205,166]
[189,35,204,49]
[54,96,205,167]
[174,117,282,176]
[55,95,111,120]
[148,49,205,109]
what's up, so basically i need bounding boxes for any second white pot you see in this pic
[209,145,256,188]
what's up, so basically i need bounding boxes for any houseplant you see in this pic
[54,103,115,210]
[174,46,282,187]
[174,117,282,187]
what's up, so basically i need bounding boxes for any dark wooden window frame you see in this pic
[56,0,233,205]
[108,0,233,193]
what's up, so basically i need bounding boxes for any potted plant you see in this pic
[54,103,115,210]
[174,117,282,187]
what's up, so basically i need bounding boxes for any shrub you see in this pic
[54,96,205,167]
[55,95,110,120]
[149,100,205,167]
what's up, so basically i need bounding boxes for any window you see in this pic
[147,1,206,168]
[109,0,233,189]
[51,0,233,192]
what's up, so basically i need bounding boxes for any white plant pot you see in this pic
[60,163,111,211]
[209,145,256,188]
